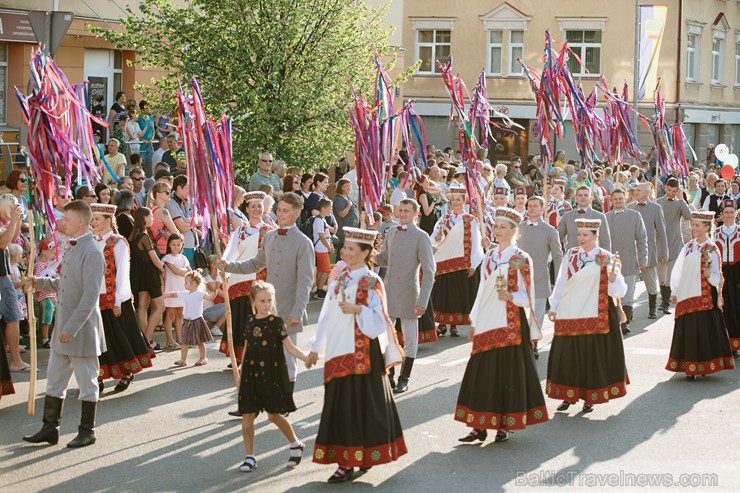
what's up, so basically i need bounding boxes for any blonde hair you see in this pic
[7,243,22,262]
[0,194,19,219]
[249,280,277,315]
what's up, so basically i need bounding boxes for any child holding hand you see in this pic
[237,281,313,473]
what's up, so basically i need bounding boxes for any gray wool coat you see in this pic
[376,222,436,319]
[35,232,105,357]
[605,209,648,276]
[225,224,314,334]
[627,201,668,267]
[518,220,563,298]
[656,196,692,260]
[557,206,611,251]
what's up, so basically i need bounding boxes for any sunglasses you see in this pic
[133,177,145,181]
[260,159,273,163]
[18,178,27,183]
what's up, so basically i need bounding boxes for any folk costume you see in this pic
[627,199,668,319]
[557,205,611,252]
[430,187,484,336]
[547,219,629,410]
[0,325,14,400]
[546,180,571,228]
[455,209,548,443]
[376,220,436,393]
[666,211,735,378]
[309,228,406,475]
[93,204,154,393]
[656,194,692,313]
[715,201,740,353]
[219,192,275,361]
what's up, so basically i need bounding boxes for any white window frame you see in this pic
[557,18,607,77]
[0,43,6,125]
[411,18,454,75]
[564,30,603,76]
[686,21,705,83]
[508,30,524,76]
[487,30,503,76]
[735,35,740,87]
[712,36,724,85]
[686,33,699,81]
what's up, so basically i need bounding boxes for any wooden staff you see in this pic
[213,214,239,388]
[25,209,38,416]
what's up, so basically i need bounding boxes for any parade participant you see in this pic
[547,218,629,413]
[218,192,314,414]
[166,270,213,367]
[701,179,734,218]
[546,179,572,228]
[218,191,275,364]
[455,207,548,443]
[518,196,563,354]
[307,227,406,483]
[512,187,528,218]
[606,189,648,334]
[491,186,510,211]
[656,178,692,315]
[0,326,13,401]
[129,207,166,352]
[237,281,312,473]
[91,203,154,394]
[376,198,436,393]
[24,200,105,448]
[714,200,740,356]
[558,185,611,251]
[667,211,735,379]
[628,182,668,319]
[430,186,484,337]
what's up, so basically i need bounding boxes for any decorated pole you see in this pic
[15,47,105,415]
[24,174,38,416]
[177,77,238,387]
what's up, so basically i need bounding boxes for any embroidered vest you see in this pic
[675,243,722,318]
[554,248,611,336]
[229,225,271,299]
[435,213,474,276]
[715,226,740,266]
[99,235,121,310]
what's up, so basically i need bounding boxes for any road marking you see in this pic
[414,357,439,365]
[441,357,470,367]
[626,347,670,356]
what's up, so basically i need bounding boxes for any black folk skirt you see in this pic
[0,325,14,399]
[432,267,480,326]
[99,300,155,381]
[219,295,251,361]
[455,308,549,431]
[313,339,407,468]
[666,287,735,376]
[546,299,629,405]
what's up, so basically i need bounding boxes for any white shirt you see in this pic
[176,290,206,320]
[93,230,131,306]
[312,216,330,253]
[390,187,407,208]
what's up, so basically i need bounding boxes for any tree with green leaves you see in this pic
[93,0,395,177]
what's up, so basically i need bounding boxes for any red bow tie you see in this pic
[637,203,646,206]
[577,210,586,214]
[68,239,77,246]
[277,229,288,236]
[397,225,407,231]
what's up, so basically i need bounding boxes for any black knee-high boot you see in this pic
[660,286,672,314]
[67,400,97,448]
[393,357,415,394]
[23,396,64,445]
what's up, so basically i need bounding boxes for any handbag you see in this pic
[193,247,209,270]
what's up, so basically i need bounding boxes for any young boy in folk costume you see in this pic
[430,186,485,337]
[307,227,405,483]
[667,211,735,380]
[715,199,740,355]
[455,208,548,444]
[218,191,275,365]
[547,218,629,413]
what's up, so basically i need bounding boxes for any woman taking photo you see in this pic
[547,218,629,413]
[129,207,166,352]
[455,208,548,443]
[307,227,406,483]
[667,211,735,379]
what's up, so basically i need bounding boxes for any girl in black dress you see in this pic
[238,281,313,473]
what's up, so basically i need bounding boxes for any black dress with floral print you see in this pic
[237,315,296,415]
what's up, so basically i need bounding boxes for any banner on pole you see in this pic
[637,5,668,100]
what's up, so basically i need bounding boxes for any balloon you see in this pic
[724,154,738,169]
[715,144,729,161]
[721,164,735,181]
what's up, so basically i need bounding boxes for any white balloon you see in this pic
[724,153,738,169]
[715,143,729,160]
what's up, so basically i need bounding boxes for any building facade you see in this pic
[399,0,740,166]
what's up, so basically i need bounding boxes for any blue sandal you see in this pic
[239,456,257,472]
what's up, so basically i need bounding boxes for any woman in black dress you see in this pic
[114,190,136,240]
[129,207,166,351]
[307,227,406,483]
[415,175,440,236]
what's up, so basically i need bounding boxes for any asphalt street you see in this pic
[1,282,738,492]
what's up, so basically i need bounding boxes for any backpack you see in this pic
[301,215,318,240]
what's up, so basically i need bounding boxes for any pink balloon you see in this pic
[721,164,735,181]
